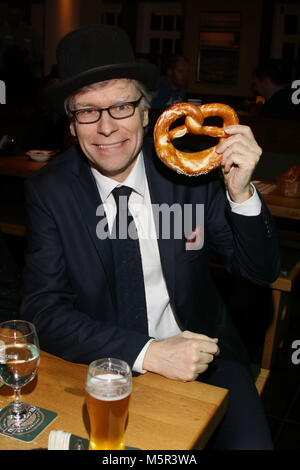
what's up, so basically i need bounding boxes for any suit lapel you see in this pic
[143,142,176,303]
[69,147,116,305]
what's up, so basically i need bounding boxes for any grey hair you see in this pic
[64,78,154,120]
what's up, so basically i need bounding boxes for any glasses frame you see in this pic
[68,95,143,124]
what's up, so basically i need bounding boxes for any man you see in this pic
[252,62,300,120]
[151,54,189,108]
[20,25,280,449]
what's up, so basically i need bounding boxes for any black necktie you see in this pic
[111,186,148,334]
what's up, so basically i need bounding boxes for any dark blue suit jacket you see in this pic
[20,140,280,368]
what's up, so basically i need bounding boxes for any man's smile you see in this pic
[93,141,126,150]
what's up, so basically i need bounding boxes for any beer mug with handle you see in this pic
[86,358,132,450]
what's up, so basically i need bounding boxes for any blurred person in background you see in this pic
[151,54,189,109]
[252,61,300,120]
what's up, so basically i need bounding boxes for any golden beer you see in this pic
[86,359,131,450]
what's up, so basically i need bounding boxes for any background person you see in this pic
[252,61,300,120]
[151,54,189,109]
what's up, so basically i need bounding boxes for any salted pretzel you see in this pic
[154,102,239,176]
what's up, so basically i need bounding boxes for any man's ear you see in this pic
[69,121,76,137]
[143,108,149,128]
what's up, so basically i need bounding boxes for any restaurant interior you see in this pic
[0,0,299,450]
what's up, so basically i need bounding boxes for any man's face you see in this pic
[168,57,189,89]
[69,79,149,182]
[252,75,266,97]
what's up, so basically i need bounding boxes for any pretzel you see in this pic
[154,102,239,176]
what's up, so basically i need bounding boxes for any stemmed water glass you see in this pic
[0,320,40,425]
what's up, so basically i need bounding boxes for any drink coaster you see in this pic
[0,402,57,442]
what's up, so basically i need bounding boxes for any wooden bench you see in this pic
[255,368,270,396]
[261,260,300,370]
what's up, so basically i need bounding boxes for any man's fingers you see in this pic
[143,331,220,382]
[182,331,220,356]
[195,340,219,355]
[224,124,255,139]
[198,352,215,364]
[182,330,218,343]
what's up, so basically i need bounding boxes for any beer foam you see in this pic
[87,374,131,401]
[92,373,124,381]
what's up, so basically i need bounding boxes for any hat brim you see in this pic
[47,62,158,115]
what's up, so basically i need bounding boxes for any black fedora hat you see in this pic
[47,24,158,114]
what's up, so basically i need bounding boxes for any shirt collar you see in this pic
[90,151,145,202]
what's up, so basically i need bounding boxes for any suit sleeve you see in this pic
[20,179,151,367]
[206,179,280,285]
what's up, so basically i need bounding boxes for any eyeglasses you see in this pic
[68,96,143,124]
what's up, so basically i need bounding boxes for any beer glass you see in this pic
[86,358,132,450]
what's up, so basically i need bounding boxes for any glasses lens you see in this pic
[76,109,100,123]
[109,103,135,119]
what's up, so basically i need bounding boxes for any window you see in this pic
[284,15,298,35]
[272,4,300,81]
[100,2,122,27]
[197,12,241,84]
[136,2,183,63]
[282,42,296,61]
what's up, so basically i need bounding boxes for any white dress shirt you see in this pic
[91,151,261,373]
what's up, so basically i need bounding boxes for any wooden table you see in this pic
[0,155,48,178]
[0,351,228,450]
[253,179,300,221]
